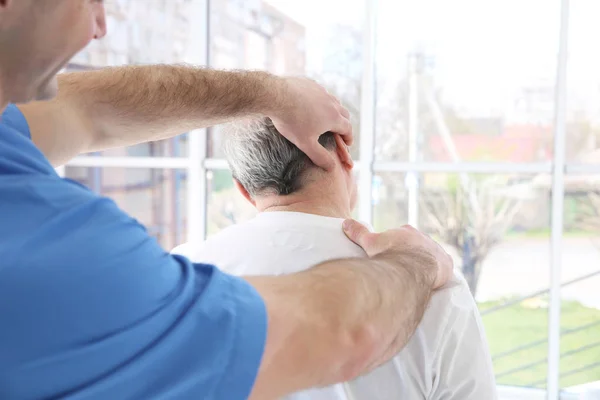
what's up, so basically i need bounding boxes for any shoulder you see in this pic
[415,272,481,363]
[172,222,251,262]
[1,104,31,139]
[428,272,480,335]
[443,272,479,311]
[425,273,497,398]
[0,179,267,399]
[430,271,475,308]
[0,104,55,175]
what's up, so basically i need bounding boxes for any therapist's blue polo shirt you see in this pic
[0,104,267,399]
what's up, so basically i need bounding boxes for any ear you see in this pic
[0,0,14,11]
[334,133,354,170]
[0,0,12,13]
[0,0,17,27]
[234,179,256,207]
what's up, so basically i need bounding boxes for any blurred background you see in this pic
[59,0,599,398]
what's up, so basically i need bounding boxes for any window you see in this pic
[206,169,257,236]
[374,171,552,388]
[65,167,187,250]
[208,0,365,160]
[566,0,600,164]
[375,0,560,163]
[560,174,600,390]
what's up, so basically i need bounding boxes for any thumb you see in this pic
[343,219,375,255]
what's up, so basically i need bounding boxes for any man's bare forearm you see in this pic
[246,249,435,399]
[19,65,282,165]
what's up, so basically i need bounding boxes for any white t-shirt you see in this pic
[173,211,497,400]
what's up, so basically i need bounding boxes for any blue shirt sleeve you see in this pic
[0,107,267,400]
[1,104,31,139]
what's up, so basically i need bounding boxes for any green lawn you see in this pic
[479,299,600,389]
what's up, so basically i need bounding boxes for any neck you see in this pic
[262,200,352,219]
[256,185,352,219]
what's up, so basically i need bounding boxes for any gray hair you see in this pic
[223,117,337,197]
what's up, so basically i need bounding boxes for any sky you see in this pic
[264,0,600,118]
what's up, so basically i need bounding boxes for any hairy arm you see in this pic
[245,249,436,400]
[19,65,281,166]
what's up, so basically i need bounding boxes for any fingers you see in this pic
[336,106,354,146]
[327,95,353,145]
[300,140,336,170]
[343,219,375,255]
[331,116,354,146]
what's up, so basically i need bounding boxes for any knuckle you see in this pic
[346,223,359,238]
[400,224,417,234]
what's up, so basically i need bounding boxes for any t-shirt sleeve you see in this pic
[429,281,498,400]
[1,104,31,139]
[0,179,267,399]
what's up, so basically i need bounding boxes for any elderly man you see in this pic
[0,1,455,399]
[174,118,498,400]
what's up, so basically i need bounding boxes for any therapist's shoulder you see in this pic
[1,104,31,137]
[0,104,56,175]
[0,176,267,399]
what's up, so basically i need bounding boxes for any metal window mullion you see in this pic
[373,161,552,174]
[548,0,570,398]
[68,156,189,169]
[358,0,377,226]
[407,53,420,227]
[565,163,600,174]
[185,0,210,244]
[204,158,230,170]
[188,131,208,243]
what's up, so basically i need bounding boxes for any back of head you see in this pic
[224,118,336,198]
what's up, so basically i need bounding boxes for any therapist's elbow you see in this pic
[329,321,380,383]
[250,309,379,398]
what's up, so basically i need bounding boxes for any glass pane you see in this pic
[94,134,189,158]
[560,174,600,394]
[208,0,364,159]
[351,170,360,221]
[375,0,560,162]
[373,172,550,389]
[67,0,192,157]
[206,169,257,237]
[565,1,600,164]
[65,167,187,250]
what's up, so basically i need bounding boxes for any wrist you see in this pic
[374,249,437,291]
[249,71,285,117]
